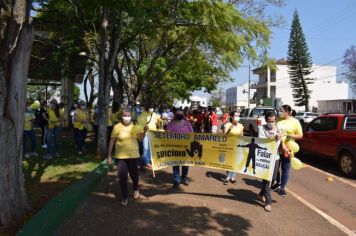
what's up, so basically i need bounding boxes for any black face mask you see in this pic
[176,114,184,120]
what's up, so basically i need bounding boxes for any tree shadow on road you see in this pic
[58,190,252,236]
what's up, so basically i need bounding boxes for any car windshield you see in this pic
[306,113,318,116]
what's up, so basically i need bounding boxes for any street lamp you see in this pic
[240,65,251,107]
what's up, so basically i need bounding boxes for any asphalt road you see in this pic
[57,160,354,236]
[288,152,356,233]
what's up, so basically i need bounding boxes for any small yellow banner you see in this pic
[149,131,279,181]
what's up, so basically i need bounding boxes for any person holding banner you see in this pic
[223,111,244,185]
[274,105,303,197]
[165,108,194,188]
[107,109,148,206]
[137,106,160,170]
[257,111,281,212]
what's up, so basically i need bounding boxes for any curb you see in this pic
[17,160,110,236]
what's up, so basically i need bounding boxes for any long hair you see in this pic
[54,104,60,118]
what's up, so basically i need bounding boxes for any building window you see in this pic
[270,70,276,82]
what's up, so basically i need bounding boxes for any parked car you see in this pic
[295,112,319,125]
[298,113,356,177]
[239,107,278,137]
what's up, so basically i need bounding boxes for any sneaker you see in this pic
[264,204,272,212]
[271,183,280,191]
[121,199,128,206]
[181,178,189,186]
[42,144,47,149]
[243,168,247,173]
[78,151,83,155]
[30,152,39,157]
[133,191,140,200]
[230,179,237,185]
[277,189,287,197]
[43,154,53,160]
[223,179,229,185]
[24,153,30,158]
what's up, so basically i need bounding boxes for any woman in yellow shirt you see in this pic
[44,100,63,159]
[274,105,303,197]
[223,111,244,185]
[74,101,88,155]
[107,109,148,206]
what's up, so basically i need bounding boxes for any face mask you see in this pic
[279,112,285,118]
[176,114,184,120]
[148,108,154,113]
[122,116,131,124]
[140,107,145,112]
[266,122,275,129]
[233,117,240,122]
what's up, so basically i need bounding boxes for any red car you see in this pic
[299,113,356,177]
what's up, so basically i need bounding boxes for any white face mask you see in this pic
[279,112,285,118]
[148,108,154,113]
[122,116,131,124]
[266,122,275,129]
[233,117,240,122]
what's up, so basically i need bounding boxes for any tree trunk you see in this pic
[0,22,33,226]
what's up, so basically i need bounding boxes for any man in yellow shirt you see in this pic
[23,105,39,158]
[137,105,160,169]
[73,101,88,155]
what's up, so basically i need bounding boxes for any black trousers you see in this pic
[259,159,280,205]
[117,158,139,199]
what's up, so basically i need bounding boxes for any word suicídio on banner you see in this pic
[149,131,279,181]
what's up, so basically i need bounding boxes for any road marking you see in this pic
[286,188,355,236]
[303,164,356,188]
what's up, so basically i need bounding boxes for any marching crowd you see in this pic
[23,100,302,211]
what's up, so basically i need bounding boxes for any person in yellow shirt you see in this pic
[23,104,39,158]
[137,106,160,169]
[274,104,303,197]
[44,100,63,159]
[223,111,244,185]
[74,101,88,155]
[107,109,148,206]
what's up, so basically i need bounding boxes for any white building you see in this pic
[225,82,256,110]
[174,95,208,108]
[251,59,351,111]
[317,99,356,114]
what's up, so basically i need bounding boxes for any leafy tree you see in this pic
[287,10,314,111]
[74,85,81,102]
[342,45,356,93]
[0,0,33,226]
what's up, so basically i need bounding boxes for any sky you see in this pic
[195,0,356,98]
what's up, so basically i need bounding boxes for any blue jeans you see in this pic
[141,134,151,165]
[226,171,236,179]
[77,128,87,152]
[23,130,36,153]
[280,157,291,190]
[173,166,189,184]
[47,126,61,155]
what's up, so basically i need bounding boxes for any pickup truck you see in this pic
[239,107,278,137]
[298,113,356,177]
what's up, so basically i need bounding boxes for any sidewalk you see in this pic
[57,166,346,236]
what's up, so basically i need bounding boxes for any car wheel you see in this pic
[339,152,356,177]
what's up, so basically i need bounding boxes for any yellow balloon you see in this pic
[287,141,299,153]
[291,157,303,170]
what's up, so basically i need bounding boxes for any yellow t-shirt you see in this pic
[277,117,303,142]
[137,111,160,131]
[48,109,60,128]
[24,113,34,131]
[111,123,143,159]
[224,122,244,136]
[73,109,87,130]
